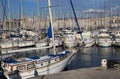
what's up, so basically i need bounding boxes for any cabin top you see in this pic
[4,51,70,65]
[4,58,33,64]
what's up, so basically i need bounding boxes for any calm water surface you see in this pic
[67,46,120,70]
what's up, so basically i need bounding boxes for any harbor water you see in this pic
[67,46,120,70]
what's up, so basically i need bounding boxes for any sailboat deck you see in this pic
[4,58,33,64]
[4,51,70,65]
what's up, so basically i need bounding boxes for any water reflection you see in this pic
[113,47,120,59]
[97,47,113,59]
[67,46,120,70]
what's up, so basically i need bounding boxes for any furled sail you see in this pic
[47,23,53,38]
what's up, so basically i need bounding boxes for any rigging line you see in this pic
[1,0,7,20]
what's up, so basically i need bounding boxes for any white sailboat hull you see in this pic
[5,52,73,79]
[1,40,35,49]
[18,41,35,47]
[1,41,19,48]
[64,42,77,48]
[36,42,48,47]
[97,29,113,47]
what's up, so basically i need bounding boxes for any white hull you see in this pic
[97,29,113,47]
[5,52,74,79]
[111,30,120,46]
[114,38,120,46]
[19,41,35,47]
[84,40,95,47]
[1,40,35,48]
[1,41,18,48]
[64,42,77,48]
[98,41,112,47]
[36,42,48,47]
[114,41,120,46]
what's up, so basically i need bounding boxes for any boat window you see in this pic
[17,65,26,71]
[27,63,35,69]
[48,61,50,64]
[41,63,43,66]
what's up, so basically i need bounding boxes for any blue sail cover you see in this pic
[47,23,53,38]
[10,33,22,38]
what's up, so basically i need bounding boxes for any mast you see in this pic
[48,0,56,54]
[103,0,106,29]
[69,0,81,32]
[19,0,23,34]
[69,0,84,42]
[35,0,40,42]
[20,0,23,19]
[116,7,119,28]
[8,0,11,36]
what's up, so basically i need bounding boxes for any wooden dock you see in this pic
[28,67,120,79]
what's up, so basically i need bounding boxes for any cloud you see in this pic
[83,9,104,13]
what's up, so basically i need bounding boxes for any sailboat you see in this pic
[1,0,76,79]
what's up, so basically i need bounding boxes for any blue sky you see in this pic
[0,0,120,19]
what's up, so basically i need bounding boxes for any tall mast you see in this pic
[20,0,23,19]
[20,0,23,32]
[37,0,40,16]
[48,0,56,54]
[36,0,40,42]
[116,7,119,27]
[103,0,106,28]
[8,0,11,35]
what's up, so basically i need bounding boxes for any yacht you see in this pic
[82,30,95,47]
[97,29,113,47]
[63,30,78,48]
